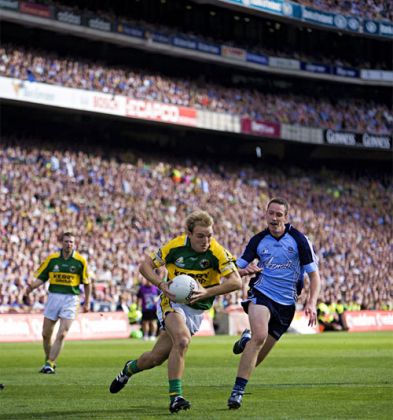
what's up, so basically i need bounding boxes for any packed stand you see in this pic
[293,0,393,22]
[37,0,393,69]
[0,45,392,135]
[0,140,392,316]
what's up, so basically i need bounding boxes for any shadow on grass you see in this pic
[0,406,173,420]
[250,382,387,388]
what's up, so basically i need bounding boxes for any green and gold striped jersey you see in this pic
[151,234,237,310]
[34,250,89,295]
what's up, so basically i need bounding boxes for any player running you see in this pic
[109,210,241,413]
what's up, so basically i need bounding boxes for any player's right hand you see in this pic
[160,281,177,301]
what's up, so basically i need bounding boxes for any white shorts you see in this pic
[157,296,204,335]
[44,292,80,321]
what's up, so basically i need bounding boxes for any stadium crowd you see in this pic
[1,45,392,135]
[38,0,393,70]
[0,140,392,317]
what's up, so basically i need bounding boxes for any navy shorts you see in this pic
[241,289,296,340]
[141,310,157,321]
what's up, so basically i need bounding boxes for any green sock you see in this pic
[169,379,183,401]
[124,360,141,376]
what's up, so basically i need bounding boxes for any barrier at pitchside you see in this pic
[0,312,133,342]
[343,310,393,332]
[0,311,215,342]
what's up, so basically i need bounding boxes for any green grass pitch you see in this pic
[0,332,392,419]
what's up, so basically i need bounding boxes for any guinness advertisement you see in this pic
[324,129,392,150]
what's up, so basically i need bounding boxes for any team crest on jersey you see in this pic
[69,266,77,273]
[288,247,295,254]
[262,248,269,254]
[199,259,210,269]
[175,257,185,267]
[53,265,60,272]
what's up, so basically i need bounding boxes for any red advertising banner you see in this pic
[343,310,393,332]
[0,312,132,342]
[20,2,53,18]
[221,46,247,61]
[0,311,213,342]
[241,118,281,138]
[125,99,197,126]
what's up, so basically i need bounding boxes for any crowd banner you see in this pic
[221,45,247,61]
[125,98,197,126]
[281,124,324,144]
[19,1,53,19]
[269,56,300,70]
[217,0,391,39]
[324,129,392,150]
[0,312,133,342]
[241,118,281,138]
[0,0,19,11]
[55,6,83,26]
[117,21,145,39]
[334,66,359,78]
[1,78,391,149]
[0,77,198,128]
[85,13,112,32]
[196,109,241,133]
[343,311,393,332]
[360,69,393,83]
[246,52,269,66]
[301,62,331,75]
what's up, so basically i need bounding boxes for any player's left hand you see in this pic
[187,284,207,305]
[305,303,317,326]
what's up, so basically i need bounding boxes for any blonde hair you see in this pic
[185,210,214,233]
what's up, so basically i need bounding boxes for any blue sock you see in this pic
[233,377,248,394]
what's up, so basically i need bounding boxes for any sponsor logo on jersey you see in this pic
[265,257,293,270]
[199,259,210,269]
[175,257,185,267]
[53,265,60,272]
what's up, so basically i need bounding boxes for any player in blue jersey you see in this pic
[227,197,321,409]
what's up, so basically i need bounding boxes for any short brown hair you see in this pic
[267,197,289,215]
[185,210,214,233]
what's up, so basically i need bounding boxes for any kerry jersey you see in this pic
[34,250,89,295]
[151,234,237,310]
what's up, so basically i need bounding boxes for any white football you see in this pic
[169,274,198,304]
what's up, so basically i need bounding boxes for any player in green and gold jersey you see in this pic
[109,210,242,413]
[26,232,90,374]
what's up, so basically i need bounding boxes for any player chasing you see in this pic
[227,197,321,409]
[109,210,242,413]
[25,232,90,374]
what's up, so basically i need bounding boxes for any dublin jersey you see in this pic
[151,234,237,310]
[34,250,89,295]
[237,224,318,305]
